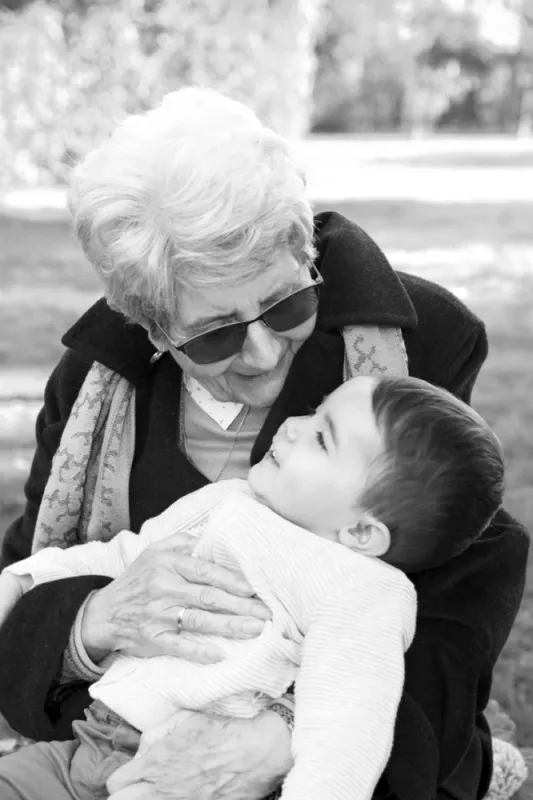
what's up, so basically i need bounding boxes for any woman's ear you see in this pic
[337,514,390,558]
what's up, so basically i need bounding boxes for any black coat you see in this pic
[0,212,529,800]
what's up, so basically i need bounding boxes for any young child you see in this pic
[0,375,504,800]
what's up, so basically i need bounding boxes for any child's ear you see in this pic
[337,514,390,557]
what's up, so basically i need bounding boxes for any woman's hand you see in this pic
[81,531,271,665]
[107,709,293,800]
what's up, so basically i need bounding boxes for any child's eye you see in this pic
[316,429,326,450]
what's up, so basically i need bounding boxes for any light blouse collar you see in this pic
[183,375,244,430]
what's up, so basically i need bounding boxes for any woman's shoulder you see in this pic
[43,348,94,421]
[396,271,487,390]
[397,269,484,338]
[61,298,157,385]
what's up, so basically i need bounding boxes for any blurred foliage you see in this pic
[0,0,322,186]
[312,0,533,134]
[1,0,533,186]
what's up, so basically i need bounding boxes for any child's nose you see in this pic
[283,418,300,442]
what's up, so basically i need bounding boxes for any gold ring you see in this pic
[176,606,187,633]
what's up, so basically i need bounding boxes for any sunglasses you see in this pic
[156,268,323,365]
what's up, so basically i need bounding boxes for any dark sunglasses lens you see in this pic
[182,324,246,365]
[181,284,320,364]
[264,285,320,332]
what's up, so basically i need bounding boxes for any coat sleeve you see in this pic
[382,322,530,800]
[0,351,115,741]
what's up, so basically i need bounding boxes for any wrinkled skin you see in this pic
[81,531,272,664]
[107,709,293,800]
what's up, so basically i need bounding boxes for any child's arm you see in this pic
[281,579,416,800]
[200,495,417,800]
[3,479,245,590]
[4,530,147,587]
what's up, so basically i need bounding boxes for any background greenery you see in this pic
[2,0,533,186]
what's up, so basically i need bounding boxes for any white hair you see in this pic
[68,87,316,338]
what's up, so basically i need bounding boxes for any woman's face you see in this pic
[166,252,317,407]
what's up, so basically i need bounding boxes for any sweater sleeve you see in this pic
[4,481,244,587]
[4,538,138,585]
[283,580,416,800]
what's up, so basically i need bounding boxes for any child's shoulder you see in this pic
[194,478,251,505]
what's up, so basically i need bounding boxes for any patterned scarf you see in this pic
[32,362,135,553]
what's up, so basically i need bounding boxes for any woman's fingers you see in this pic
[81,537,272,660]
[185,581,270,621]
[172,551,257,597]
[177,607,266,639]
[154,631,225,664]
[150,530,197,555]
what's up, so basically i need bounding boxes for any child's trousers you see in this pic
[0,700,139,800]
[0,700,284,800]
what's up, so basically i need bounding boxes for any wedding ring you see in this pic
[176,606,187,633]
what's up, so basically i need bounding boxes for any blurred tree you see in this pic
[2,0,532,187]
[126,0,325,137]
[466,0,533,134]
[0,0,325,187]
[0,0,32,8]
[514,0,533,134]
[0,2,69,185]
[311,0,399,131]
[311,0,524,135]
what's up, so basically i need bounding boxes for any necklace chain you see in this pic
[179,381,251,482]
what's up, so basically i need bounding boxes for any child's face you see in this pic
[248,375,384,536]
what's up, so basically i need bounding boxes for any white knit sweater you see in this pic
[7,479,417,800]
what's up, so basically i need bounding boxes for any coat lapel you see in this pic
[129,357,209,531]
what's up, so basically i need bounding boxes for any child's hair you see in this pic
[359,376,504,573]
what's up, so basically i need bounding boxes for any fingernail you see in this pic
[252,605,272,621]
[242,619,266,635]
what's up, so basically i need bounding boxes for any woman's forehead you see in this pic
[177,253,303,331]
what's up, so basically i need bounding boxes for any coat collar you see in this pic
[62,211,417,386]
[314,211,416,330]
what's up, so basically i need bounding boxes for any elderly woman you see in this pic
[0,88,528,800]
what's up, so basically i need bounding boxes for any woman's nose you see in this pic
[240,320,283,371]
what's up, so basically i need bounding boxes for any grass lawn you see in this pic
[1,142,532,748]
